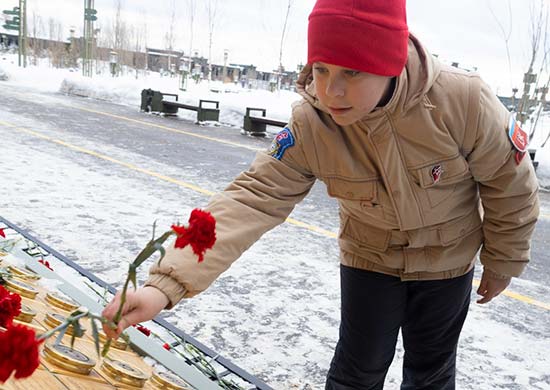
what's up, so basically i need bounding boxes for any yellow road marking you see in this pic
[69,104,264,152]
[0,87,264,152]
[0,120,334,235]
[0,120,216,197]
[1,119,549,312]
[472,279,550,311]
[286,217,338,238]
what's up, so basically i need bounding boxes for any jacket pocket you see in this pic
[411,155,470,208]
[324,176,378,201]
[437,209,482,246]
[341,215,391,253]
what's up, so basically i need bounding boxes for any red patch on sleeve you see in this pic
[515,151,526,165]
[508,115,528,152]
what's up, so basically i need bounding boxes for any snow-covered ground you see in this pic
[2,53,549,189]
[0,53,299,132]
[1,54,550,389]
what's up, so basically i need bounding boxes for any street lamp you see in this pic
[93,28,100,74]
[179,56,189,91]
[109,50,118,77]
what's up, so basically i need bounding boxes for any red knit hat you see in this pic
[308,0,409,77]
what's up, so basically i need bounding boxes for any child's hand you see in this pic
[476,271,511,304]
[101,286,170,339]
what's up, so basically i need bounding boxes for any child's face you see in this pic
[312,62,393,126]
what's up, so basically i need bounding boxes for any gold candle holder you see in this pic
[44,312,86,336]
[43,343,96,375]
[98,330,128,350]
[151,370,192,390]
[100,359,149,388]
[45,291,80,312]
[14,303,37,323]
[4,277,39,299]
[7,265,41,281]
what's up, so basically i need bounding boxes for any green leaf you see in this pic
[54,325,68,346]
[132,231,172,268]
[154,242,166,265]
[70,321,84,349]
[101,339,111,357]
[70,309,85,317]
[151,220,157,240]
[129,268,137,289]
[90,318,100,357]
[120,332,130,344]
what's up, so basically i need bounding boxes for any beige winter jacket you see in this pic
[146,35,539,308]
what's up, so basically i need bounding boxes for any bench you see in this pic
[140,89,220,122]
[243,107,287,136]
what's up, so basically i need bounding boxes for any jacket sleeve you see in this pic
[145,116,316,308]
[467,81,539,278]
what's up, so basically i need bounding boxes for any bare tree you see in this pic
[164,0,177,76]
[131,19,147,79]
[487,0,514,90]
[111,0,131,74]
[277,0,294,90]
[206,0,219,81]
[528,4,550,140]
[186,0,196,71]
[141,9,148,72]
[517,0,547,125]
[47,17,65,68]
[30,12,43,65]
[113,0,126,50]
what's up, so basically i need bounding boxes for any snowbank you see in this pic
[1,52,550,188]
[57,70,300,128]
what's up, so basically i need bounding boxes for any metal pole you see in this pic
[83,0,95,77]
[18,0,27,67]
[83,0,86,75]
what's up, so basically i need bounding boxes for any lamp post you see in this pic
[83,0,98,77]
[1,2,26,67]
[222,49,228,83]
[179,56,189,91]
[109,50,118,77]
[93,28,100,74]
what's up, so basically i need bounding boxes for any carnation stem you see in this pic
[37,311,88,341]
[101,269,131,356]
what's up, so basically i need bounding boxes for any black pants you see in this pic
[326,265,474,390]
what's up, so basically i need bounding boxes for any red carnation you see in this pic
[163,343,171,351]
[0,286,22,327]
[0,323,42,382]
[171,209,216,263]
[0,228,5,238]
[38,259,53,271]
[134,324,151,337]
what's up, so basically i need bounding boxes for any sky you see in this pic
[0,0,545,94]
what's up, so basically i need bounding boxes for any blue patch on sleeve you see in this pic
[268,127,295,160]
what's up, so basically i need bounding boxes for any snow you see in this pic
[1,53,550,389]
[1,53,549,190]
[0,53,299,132]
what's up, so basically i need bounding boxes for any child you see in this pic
[103,0,539,388]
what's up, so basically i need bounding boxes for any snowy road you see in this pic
[1,84,549,389]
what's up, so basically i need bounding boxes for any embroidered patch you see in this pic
[431,164,443,183]
[515,150,526,165]
[268,127,295,160]
[508,115,528,153]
